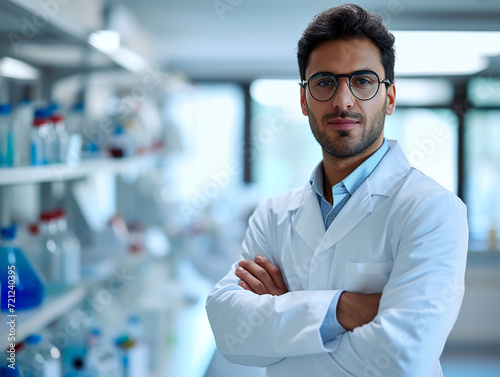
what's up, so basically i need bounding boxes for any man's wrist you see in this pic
[319,290,346,343]
[337,291,382,331]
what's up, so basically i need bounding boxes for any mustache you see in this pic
[322,110,364,123]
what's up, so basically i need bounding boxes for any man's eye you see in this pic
[317,79,334,87]
[353,76,375,85]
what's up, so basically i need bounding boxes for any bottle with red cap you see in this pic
[38,209,81,288]
[17,222,42,272]
[51,111,69,164]
[47,104,69,164]
[39,209,64,285]
[55,209,81,285]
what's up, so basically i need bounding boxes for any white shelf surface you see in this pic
[0,285,87,350]
[0,154,161,185]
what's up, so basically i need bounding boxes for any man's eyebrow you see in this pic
[308,69,378,77]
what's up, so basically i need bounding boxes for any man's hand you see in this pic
[236,255,288,296]
[337,291,382,331]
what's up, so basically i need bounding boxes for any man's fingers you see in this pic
[238,279,254,292]
[254,255,288,294]
[236,257,288,296]
[235,265,269,295]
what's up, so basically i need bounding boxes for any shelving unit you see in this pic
[0,286,87,350]
[0,258,216,377]
[0,0,128,77]
[0,2,216,376]
[0,153,162,185]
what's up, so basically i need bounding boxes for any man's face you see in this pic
[300,38,396,159]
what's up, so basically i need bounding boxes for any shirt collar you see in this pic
[309,138,390,199]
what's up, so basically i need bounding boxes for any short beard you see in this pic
[308,102,386,158]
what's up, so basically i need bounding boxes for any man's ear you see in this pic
[300,86,308,116]
[385,83,396,115]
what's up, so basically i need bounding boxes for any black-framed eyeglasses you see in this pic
[300,70,392,102]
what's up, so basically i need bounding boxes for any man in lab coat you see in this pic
[206,4,468,376]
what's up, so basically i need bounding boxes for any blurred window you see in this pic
[468,77,500,107]
[464,110,500,251]
[250,79,322,198]
[385,109,458,194]
[395,78,454,106]
[165,83,244,202]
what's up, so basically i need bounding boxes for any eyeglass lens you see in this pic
[308,71,380,101]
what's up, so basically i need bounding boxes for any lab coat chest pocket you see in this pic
[344,261,393,293]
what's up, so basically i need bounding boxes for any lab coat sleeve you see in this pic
[206,199,339,366]
[327,190,468,376]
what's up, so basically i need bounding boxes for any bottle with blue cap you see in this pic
[0,103,14,167]
[0,224,44,311]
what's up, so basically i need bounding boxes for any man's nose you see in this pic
[331,78,355,109]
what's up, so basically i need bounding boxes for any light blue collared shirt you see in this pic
[310,139,390,343]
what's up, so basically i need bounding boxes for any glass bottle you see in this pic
[0,103,13,167]
[51,112,69,164]
[12,99,33,167]
[85,328,123,377]
[0,224,44,311]
[17,334,62,377]
[31,109,52,166]
[55,209,81,285]
[38,210,63,287]
[65,102,84,166]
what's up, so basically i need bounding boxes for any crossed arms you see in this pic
[236,255,381,331]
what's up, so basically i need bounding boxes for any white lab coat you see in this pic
[206,140,468,377]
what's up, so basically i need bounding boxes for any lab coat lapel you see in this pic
[315,140,411,254]
[316,179,373,254]
[290,140,411,256]
[290,184,325,252]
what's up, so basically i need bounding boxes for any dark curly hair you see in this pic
[297,4,395,83]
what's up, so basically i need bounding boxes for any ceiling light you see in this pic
[88,30,121,54]
[89,30,147,73]
[393,31,500,76]
[0,57,39,80]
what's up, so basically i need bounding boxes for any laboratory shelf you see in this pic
[0,285,88,350]
[0,247,132,351]
[0,0,129,74]
[0,153,162,185]
[1,256,217,377]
